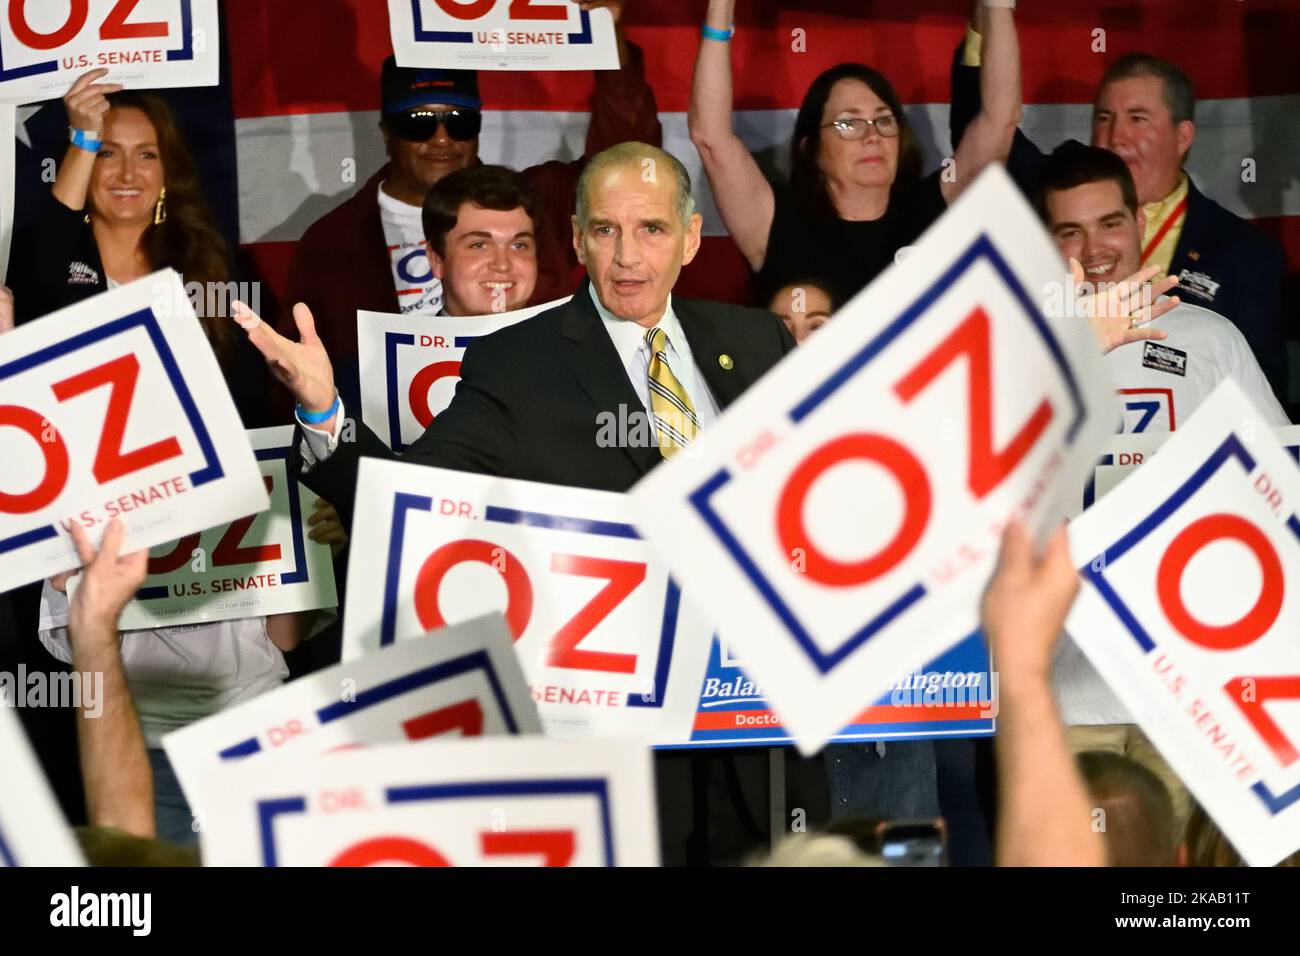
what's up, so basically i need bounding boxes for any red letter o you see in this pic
[414,538,533,638]
[776,433,931,587]
[408,361,461,429]
[330,836,452,867]
[1156,513,1283,651]
[0,406,70,514]
[8,0,88,50]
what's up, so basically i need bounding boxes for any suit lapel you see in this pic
[676,299,753,410]
[557,281,663,475]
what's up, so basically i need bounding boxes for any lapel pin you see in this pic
[1188,250,1200,261]
[719,354,734,370]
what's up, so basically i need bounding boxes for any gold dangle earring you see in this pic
[154,186,167,225]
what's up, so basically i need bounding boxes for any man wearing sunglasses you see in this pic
[280,0,661,416]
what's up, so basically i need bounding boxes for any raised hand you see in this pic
[64,68,124,135]
[308,498,348,557]
[1070,259,1181,353]
[232,300,339,426]
[981,522,1079,685]
[66,518,148,645]
[575,0,625,23]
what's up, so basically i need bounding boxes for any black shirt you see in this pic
[757,171,947,306]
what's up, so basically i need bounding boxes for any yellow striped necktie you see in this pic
[645,326,699,458]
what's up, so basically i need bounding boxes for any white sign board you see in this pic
[1068,380,1300,866]
[388,0,618,72]
[0,0,220,104]
[164,613,539,819]
[199,736,658,866]
[0,703,83,866]
[628,167,1118,754]
[344,458,713,744]
[356,298,567,450]
[86,426,338,629]
[0,270,268,591]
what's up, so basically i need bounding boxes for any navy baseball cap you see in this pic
[381,56,481,113]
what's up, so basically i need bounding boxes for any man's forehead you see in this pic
[451,203,534,233]
[1049,182,1128,222]
[1096,75,1169,112]
[586,170,676,216]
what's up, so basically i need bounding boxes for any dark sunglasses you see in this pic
[385,108,482,143]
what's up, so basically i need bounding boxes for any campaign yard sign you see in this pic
[356,298,567,451]
[388,0,618,72]
[164,613,538,823]
[0,0,219,104]
[0,702,83,866]
[0,270,268,591]
[628,167,1118,754]
[343,459,713,744]
[1068,381,1300,866]
[199,736,658,866]
[92,426,338,629]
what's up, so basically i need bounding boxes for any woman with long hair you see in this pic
[10,70,343,844]
[688,1,1021,306]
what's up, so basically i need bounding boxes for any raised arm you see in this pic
[66,519,155,839]
[943,2,1022,204]
[51,69,123,212]
[580,1,663,153]
[982,523,1106,867]
[687,0,773,272]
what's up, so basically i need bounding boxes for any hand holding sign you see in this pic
[66,517,146,643]
[0,284,12,334]
[233,301,338,426]
[1069,259,1180,353]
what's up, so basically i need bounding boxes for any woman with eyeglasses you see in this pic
[689,0,1022,306]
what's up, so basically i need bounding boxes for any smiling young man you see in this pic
[421,165,539,317]
[953,22,1291,402]
[1037,142,1289,826]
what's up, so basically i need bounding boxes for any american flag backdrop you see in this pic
[15,0,1300,383]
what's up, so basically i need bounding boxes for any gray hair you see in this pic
[575,142,696,228]
[1099,53,1196,126]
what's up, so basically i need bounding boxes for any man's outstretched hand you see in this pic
[66,519,148,648]
[1070,259,1181,353]
[233,301,339,430]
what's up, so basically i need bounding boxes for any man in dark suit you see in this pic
[951,24,1291,404]
[234,142,796,865]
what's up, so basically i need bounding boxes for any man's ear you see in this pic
[1175,842,1188,867]
[571,215,586,265]
[427,248,445,281]
[1135,206,1147,235]
[1176,120,1195,162]
[680,212,704,266]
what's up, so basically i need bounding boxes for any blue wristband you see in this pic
[69,128,102,153]
[701,23,734,42]
[296,396,340,425]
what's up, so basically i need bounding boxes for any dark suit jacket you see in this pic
[949,47,1292,399]
[296,280,796,524]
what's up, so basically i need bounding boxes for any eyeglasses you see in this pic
[385,108,482,143]
[822,114,900,140]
